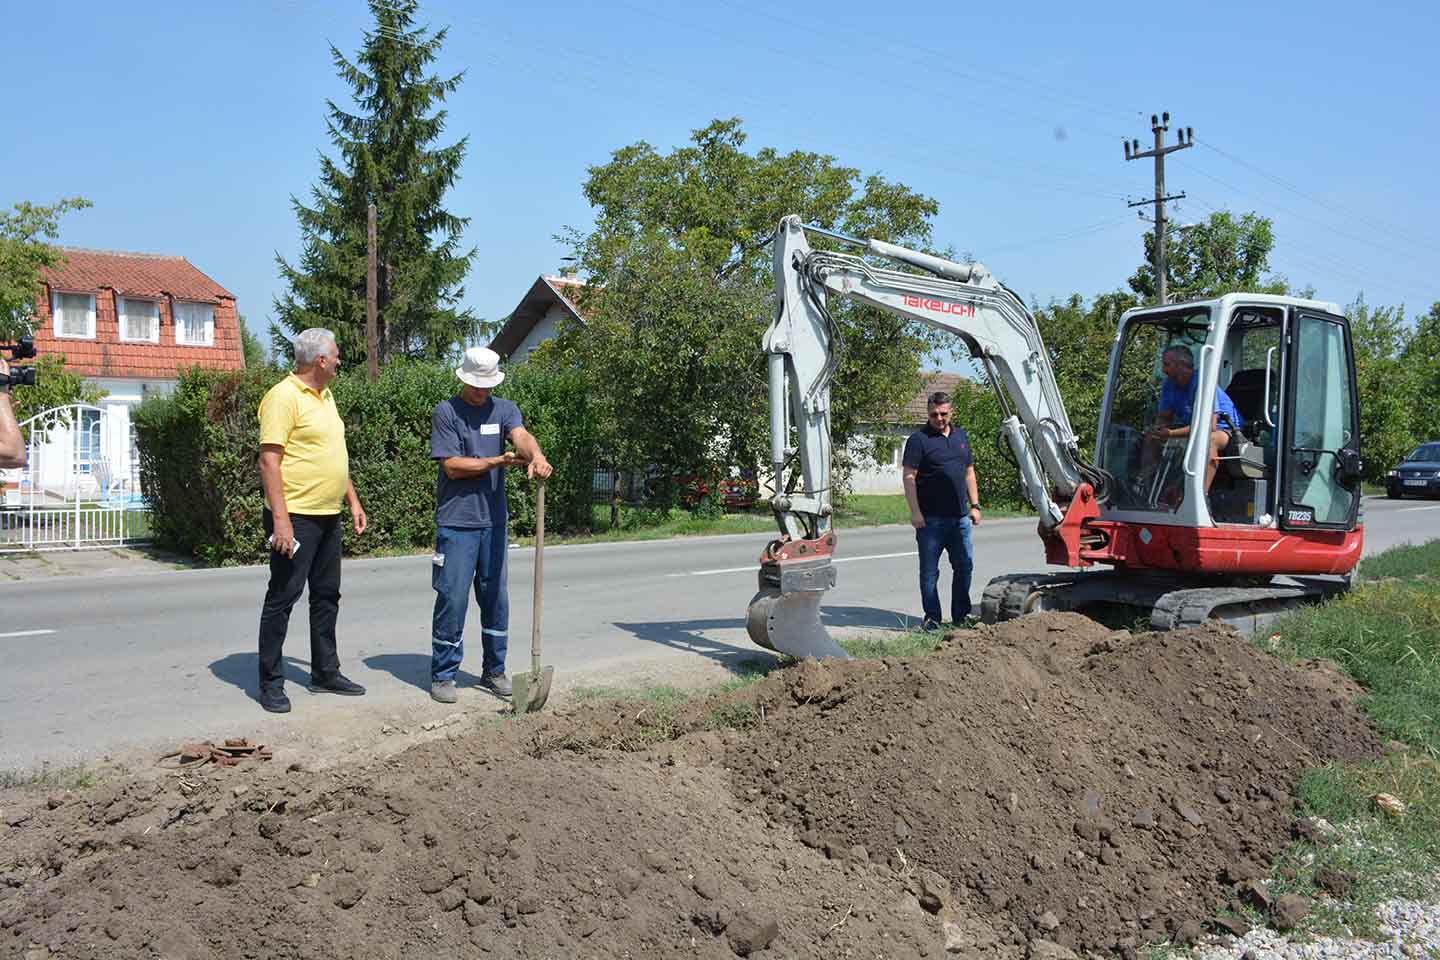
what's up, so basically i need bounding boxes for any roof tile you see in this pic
[42,247,233,302]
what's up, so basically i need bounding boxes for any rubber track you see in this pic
[982,574,1326,633]
[1149,584,1317,631]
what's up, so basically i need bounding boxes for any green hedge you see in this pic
[133,360,597,565]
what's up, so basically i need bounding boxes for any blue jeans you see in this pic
[916,515,974,625]
[431,525,509,682]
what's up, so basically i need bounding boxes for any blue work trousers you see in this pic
[431,525,509,682]
[916,515,974,625]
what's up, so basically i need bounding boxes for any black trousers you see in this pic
[257,510,343,690]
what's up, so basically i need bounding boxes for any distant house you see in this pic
[33,247,244,401]
[489,274,589,360]
[25,247,245,492]
[847,372,977,494]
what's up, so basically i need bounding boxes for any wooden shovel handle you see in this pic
[531,478,544,663]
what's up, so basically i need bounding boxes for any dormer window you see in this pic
[175,301,215,346]
[53,291,96,339]
[119,298,160,343]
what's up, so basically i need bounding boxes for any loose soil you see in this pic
[1,613,1380,959]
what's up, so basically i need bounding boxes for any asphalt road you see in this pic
[1,496,1437,768]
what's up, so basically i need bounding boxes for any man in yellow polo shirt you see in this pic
[255,328,368,713]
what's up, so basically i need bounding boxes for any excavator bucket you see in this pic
[746,587,850,660]
[745,547,850,660]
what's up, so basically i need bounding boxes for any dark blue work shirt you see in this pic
[1159,377,1245,431]
[902,424,974,517]
[430,395,524,528]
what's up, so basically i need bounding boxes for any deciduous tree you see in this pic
[548,118,948,500]
[0,198,92,340]
[1129,211,1287,303]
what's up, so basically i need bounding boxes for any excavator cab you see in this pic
[1097,295,1363,536]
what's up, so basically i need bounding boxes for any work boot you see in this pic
[309,673,366,696]
[259,686,291,714]
[431,680,457,704]
[480,672,512,698]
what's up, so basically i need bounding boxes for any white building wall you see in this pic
[513,304,569,359]
[88,378,177,480]
[844,427,909,495]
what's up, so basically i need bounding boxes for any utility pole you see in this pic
[1124,112,1194,305]
[365,202,380,382]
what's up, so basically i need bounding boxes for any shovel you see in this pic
[512,477,554,714]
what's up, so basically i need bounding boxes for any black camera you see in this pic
[0,337,37,387]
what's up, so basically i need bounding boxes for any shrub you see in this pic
[134,360,597,564]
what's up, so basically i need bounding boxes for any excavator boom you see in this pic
[746,216,1105,659]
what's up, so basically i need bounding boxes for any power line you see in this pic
[1173,157,1436,273]
[1197,141,1440,256]
[983,215,1136,254]
[1184,196,1422,306]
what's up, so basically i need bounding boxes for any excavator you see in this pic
[746,215,1364,660]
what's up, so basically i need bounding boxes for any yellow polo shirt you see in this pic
[258,374,349,515]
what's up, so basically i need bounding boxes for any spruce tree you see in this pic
[273,0,475,365]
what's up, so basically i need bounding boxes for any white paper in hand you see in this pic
[267,534,301,557]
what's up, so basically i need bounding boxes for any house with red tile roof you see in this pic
[18,248,245,497]
[31,247,244,402]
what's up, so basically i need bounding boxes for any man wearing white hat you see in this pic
[428,346,552,703]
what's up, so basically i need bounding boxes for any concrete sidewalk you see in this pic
[0,545,200,581]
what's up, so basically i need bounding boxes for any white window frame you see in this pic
[52,291,96,340]
[118,297,160,344]
[174,300,215,347]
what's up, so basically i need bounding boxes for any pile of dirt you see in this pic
[2,745,939,959]
[1,613,1381,959]
[725,613,1382,955]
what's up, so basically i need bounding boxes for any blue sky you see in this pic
[4,0,1437,359]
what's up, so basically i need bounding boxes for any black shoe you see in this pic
[309,673,366,696]
[259,687,291,713]
[480,672,512,697]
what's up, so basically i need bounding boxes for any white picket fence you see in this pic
[0,404,150,552]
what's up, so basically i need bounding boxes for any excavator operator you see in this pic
[1144,344,1245,492]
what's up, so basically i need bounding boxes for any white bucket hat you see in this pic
[456,346,505,388]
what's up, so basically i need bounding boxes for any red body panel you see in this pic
[1084,520,1363,575]
[1042,484,1363,576]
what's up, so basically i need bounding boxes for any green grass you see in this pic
[834,495,915,526]
[838,628,948,659]
[568,683,691,705]
[1245,538,1440,941]
[1267,756,1440,938]
[836,494,1028,526]
[1268,575,1440,752]
[1358,539,1440,582]
[538,494,1028,548]
[705,701,760,732]
[0,762,101,792]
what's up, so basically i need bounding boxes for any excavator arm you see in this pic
[746,215,1109,660]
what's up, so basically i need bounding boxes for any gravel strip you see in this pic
[1191,895,1440,959]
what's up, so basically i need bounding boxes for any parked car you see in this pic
[1385,441,1440,498]
[672,468,759,510]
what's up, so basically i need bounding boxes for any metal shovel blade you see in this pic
[746,587,851,660]
[511,664,554,715]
